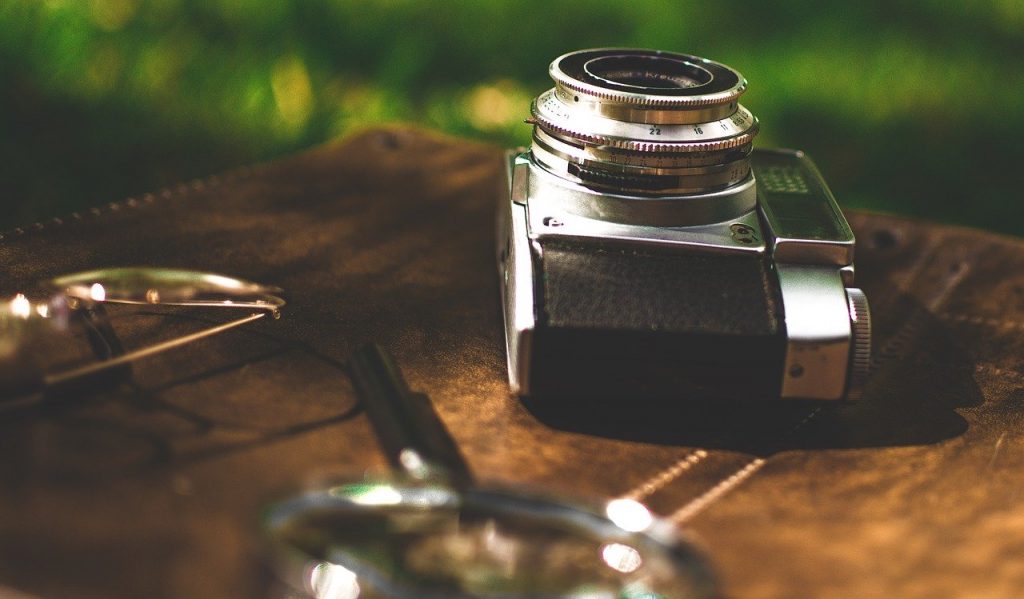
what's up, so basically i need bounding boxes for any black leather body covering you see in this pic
[528,237,787,399]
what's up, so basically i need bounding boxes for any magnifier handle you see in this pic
[350,343,474,488]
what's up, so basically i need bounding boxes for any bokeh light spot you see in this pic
[89,0,138,31]
[271,55,314,132]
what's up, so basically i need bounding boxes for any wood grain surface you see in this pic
[0,127,1021,598]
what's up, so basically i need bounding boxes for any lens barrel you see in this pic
[530,49,759,196]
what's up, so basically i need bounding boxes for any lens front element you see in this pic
[582,55,713,92]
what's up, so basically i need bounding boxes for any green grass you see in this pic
[2,0,1022,234]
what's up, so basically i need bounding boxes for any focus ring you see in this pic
[531,113,759,153]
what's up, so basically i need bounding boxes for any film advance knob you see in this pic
[845,288,872,400]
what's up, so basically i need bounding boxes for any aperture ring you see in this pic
[533,128,752,175]
[534,118,758,153]
[531,142,751,195]
[532,90,758,152]
[532,99,757,152]
[555,85,738,125]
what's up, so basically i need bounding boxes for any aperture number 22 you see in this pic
[648,126,716,135]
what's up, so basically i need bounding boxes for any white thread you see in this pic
[0,158,278,240]
[942,312,1024,333]
[896,236,941,292]
[667,255,976,525]
[927,261,971,313]
[670,458,766,524]
[789,406,822,434]
[974,363,1024,380]
[620,450,709,501]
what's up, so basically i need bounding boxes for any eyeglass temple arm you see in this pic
[2,311,270,415]
[44,311,268,389]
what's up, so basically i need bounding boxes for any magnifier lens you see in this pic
[269,484,711,599]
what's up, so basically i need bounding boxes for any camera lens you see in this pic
[582,55,712,92]
[530,48,758,197]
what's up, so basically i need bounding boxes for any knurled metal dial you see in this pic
[845,288,872,400]
[531,91,759,153]
[528,48,760,197]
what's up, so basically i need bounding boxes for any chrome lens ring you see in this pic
[551,48,746,109]
[532,128,752,195]
[532,90,759,152]
[532,48,759,197]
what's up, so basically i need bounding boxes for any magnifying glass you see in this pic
[264,344,718,598]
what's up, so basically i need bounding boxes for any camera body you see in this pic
[496,49,871,401]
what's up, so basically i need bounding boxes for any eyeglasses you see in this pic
[0,267,285,409]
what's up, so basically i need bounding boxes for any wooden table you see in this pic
[1,128,1022,598]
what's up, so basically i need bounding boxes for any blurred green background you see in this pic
[2,0,1023,234]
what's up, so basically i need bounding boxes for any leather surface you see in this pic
[0,127,1022,598]
[532,238,785,398]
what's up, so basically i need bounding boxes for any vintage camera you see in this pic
[496,49,871,401]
